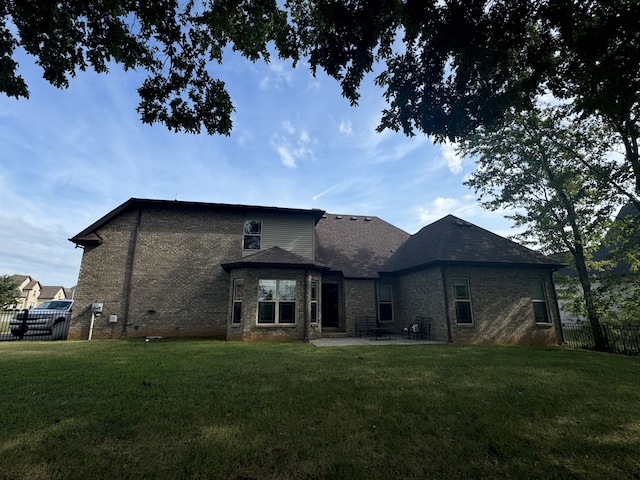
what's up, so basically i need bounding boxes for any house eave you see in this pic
[221,261,331,272]
[380,259,567,276]
[69,197,327,246]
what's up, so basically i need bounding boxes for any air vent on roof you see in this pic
[455,219,472,227]
[322,214,327,218]
[335,215,343,219]
[351,216,357,220]
[365,217,372,221]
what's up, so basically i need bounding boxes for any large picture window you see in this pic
[243,220,262,250]
[529,280,550,323]
[453,278,473,324]
[258,280,297,324]
[377,283,393,322]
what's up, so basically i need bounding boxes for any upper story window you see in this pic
[243,220,262,250]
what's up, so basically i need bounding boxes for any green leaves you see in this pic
[2,0,639,147]
[0,275,20,308]
[2,0,291,135]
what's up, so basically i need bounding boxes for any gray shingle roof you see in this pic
[222,246,330,271]
[315,214,411,278]
[382,215,563,273]
[39,286,65,298]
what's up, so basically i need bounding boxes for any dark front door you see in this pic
[321,283,339,328]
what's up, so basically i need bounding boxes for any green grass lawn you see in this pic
[1,340,639,480]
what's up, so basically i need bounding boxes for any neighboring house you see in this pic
[68,198,564,344]
[38,286,67,304]
[8,275,72,310]
[10,275,42,310]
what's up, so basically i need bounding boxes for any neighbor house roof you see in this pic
[315,213,411,278]
[10,274,30,285]
[39,286,66,300]
[70,198,326,247]
[382,215,564,273]
[221,246,330,271]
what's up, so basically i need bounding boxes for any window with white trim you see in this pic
[310,280,318,324]
[232,279,243,324]
[243,220,262,250]
[377,283,393,322]
[453,278,473,324]
[529,280,550,323]
[258,280,297,324]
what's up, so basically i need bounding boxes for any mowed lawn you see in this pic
[1,340,639,480]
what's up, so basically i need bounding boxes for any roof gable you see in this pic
[383,215,563,273]
[222,246,330,271]
[39,286,65,298]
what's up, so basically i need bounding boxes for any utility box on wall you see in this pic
[91,302,104,314]
[109,315,118,323]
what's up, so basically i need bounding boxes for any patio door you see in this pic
[321,283,339,328]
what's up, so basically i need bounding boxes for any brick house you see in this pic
[68,198,564,344]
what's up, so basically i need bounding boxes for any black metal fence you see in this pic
[0,309,70,341]
[562,322,640,355]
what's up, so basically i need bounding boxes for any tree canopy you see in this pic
[0,275,20,308]
[2,0,295,135]
[3,1,638,144]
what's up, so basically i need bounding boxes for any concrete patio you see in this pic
[309,337,445,347]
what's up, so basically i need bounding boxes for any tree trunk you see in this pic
[619,120,640,197]
[540,155,609,351]
[574,245,608,352]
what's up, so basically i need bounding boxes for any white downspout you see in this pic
[88,312,95,340]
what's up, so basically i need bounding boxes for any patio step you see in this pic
[321,330,350,338]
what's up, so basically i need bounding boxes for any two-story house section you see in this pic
[69,198,564,345]
[68,198,326,340]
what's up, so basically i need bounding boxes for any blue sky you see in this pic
[0,50,516,288]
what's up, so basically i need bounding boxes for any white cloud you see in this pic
[270,124,315,168]
[416,196,479,225]
[275,144,297,168]
[282,121,296,135]
[439,141,463,174]
[259,59,295,90]
[338,120,352,135]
